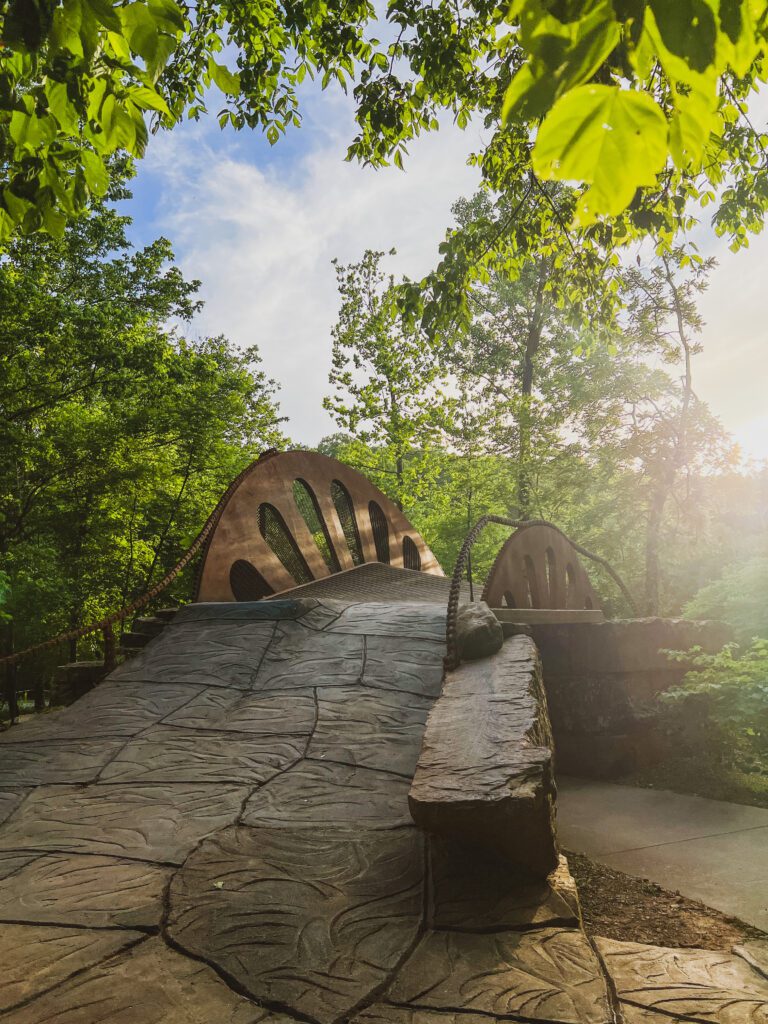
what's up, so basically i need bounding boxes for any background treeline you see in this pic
[321,194,768,631]
[0,175,286,694]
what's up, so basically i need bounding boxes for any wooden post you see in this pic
[103,623,117,673]
[4,661,19,724]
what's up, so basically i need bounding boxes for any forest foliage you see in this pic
[0,173,285,695]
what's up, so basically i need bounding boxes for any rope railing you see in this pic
[444,516,638,670]
[0,450,280,676]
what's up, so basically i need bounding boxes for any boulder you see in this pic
[455,601,503,660]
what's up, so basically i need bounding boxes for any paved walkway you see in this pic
[557,776,768,930]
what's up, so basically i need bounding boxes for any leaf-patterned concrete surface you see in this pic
[241,758,413,829]
[386,928,613,1024]
[6,937,294,1024]
[308,686,432,776]
[98,726,305,785]
[0,852,172,927]
[112,620,277,688]
[0,923,144,1014]
[0,682,203,742]
[0,782,251,862]
[167,824,425,1024]
[0,738,127,786]
[0,787,28,825]
[596,938,768,1023]
[2,597,759,1024]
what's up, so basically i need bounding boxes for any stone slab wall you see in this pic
[523,618,732,779]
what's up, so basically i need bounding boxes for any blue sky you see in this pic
[121,86,768,463]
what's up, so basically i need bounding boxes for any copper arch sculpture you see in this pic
[195,450,443,602]
[481,523,601,611]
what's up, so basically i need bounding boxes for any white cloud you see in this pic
[139,99,768,461]
[141,109,482,444]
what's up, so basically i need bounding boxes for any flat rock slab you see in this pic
[327,602,446,640]
[308,687,432,776]
[113,621,276,688]
[7,936,286,1024]
[597,937,768,1023]
[0,682,202,742]
[168,824,425,1024]
[162,686,317,735]
[254,625,364,690]
[363,636,445,698]
[0,852,172,927]
[429,837,577,931]
[0,922,143,1014]
[98,726,304,785]
[242,759,412,829]
[0,787,27,825]
[353,1008,497,1024]
[0,782,249,863]
[0,738,126,786]
[387,927,613,1023]
[409,636,558,877]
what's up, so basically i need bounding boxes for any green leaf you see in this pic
[504,3,620,120]
[9,109,57,151]
[83,0,120,32]
[130,85,171,116]
[532,85,668,222]
[147,0,185,32]
[648,0,717,74]
[669,87,717,169]
[81,148,109,194]
[0,207,16,241]
[502,64,557,121]
[41,204,67,237]
[209,60,240,97]
[46,81,80,133]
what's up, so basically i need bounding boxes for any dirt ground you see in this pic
[566,850,767,950]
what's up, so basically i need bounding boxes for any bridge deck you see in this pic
[267,561,473,604]
[1,599,766,1022]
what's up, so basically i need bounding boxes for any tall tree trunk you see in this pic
[142,453,194,591]
[644,470,672,615]
[643,256,694,615]
[517,266,547,517]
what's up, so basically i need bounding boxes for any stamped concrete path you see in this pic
[557,776,768,930]
[1,598,768,1023]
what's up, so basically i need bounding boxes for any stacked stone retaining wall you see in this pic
[525,618,732,778]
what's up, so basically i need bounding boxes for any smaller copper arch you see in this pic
[195,451,443,601]
[482,524,600,611]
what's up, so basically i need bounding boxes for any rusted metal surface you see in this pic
[445,517,637,671]
[482,523,600,611]
[195,450,443,602]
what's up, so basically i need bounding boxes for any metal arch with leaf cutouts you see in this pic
[481,523,601,611]
[194,450,443,602]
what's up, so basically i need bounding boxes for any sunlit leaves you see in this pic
[502,0,768,223]
[533,86,668,222]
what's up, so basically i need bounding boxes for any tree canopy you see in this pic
[2,0,768,255]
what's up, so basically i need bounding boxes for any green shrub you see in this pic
[663,640,768,775]
[683,557,768,643]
